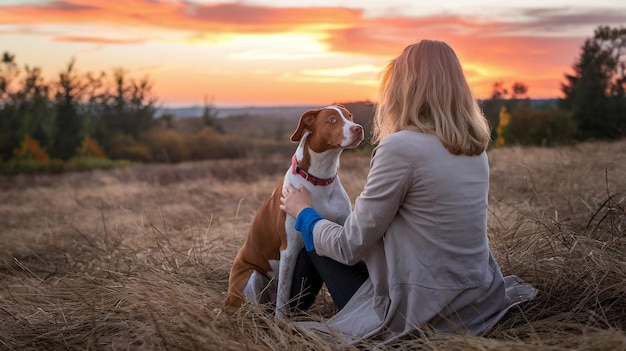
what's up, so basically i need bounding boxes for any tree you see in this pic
[0,53,55,160]
[0,52,22,159]
[481,81,531,142]
[201,95,224,133]
[105,69,155,136]
[98,68,156,154]
[17,65,54,150]
[0,53,19,100]
[490,81,509,100]
[51,59,84,159]
[560,26,626,140]
[82,70,109,144]
[511,82,529,99]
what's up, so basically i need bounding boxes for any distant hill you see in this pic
[166,101,376,144]
[156,105,323,119]
[529,98,558,108]
[159,99,561,152]
[476,98,558,108]
[157,99,558,120]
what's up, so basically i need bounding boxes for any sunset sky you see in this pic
[1,0,625,107]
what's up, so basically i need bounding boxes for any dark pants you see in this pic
[289,248,369,312]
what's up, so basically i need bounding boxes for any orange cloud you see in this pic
[2,1,623,102]
[0,1,612,57]
[0,0,362,34]
[52,36,145,44]
[316,14,585,97]
[1,2,621,51]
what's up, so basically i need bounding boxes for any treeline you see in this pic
[0,55,156,160]
[0,53,161,173]
[483,26,626,146]
[481,85,578,147]
[0,53,298,173]
[0,50,372,174]
[1,26,625,173]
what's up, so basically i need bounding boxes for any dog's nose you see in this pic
[351,125,363,135]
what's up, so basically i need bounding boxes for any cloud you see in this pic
[0,1,362,34]
[1,0,623,99]
[1,1,623,52]
[520,7,626,29]
[52,36,145,44]
[44,0,97,12]
[3,1,620,67]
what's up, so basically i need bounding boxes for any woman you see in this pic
[280,40,536,344]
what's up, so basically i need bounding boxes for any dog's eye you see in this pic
[328,118,337,124]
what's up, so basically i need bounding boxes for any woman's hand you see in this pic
[279,184,312,218]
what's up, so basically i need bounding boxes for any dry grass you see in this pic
[1,141,625,350]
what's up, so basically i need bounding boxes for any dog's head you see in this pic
[290,105,364,153]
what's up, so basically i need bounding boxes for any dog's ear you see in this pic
[290,109,320,142]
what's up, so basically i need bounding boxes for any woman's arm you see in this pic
[315,139,412,265]
[280,135,414,264]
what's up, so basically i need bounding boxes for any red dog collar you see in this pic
[291,155,336,186]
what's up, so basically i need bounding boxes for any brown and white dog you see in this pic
[224,105,364,317]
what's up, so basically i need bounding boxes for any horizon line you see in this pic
[157,97,561,110]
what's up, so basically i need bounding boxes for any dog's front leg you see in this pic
[276,216,304,318]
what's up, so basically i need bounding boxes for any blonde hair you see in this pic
[372,40,491,156]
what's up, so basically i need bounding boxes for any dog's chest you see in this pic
[284,173,351,224]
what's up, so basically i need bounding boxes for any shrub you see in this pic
[141,127,189,163]
[505,107,579,146]
[185,127,226,160]
[76,136,106,158]
[13,135,50,162]
[107,133,151,162]
[184,127,290,160]
[243,138,295,159]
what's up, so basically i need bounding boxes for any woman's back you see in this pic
[387,130,491,288]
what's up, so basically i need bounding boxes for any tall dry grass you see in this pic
[1,141,625,350]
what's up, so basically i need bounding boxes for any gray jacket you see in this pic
[300,131,536,344]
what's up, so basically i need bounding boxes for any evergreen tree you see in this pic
[102,69,155,140]
[51,59,84,159]
[17,65,54,150]
[560,26,626,140]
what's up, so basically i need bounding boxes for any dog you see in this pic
[224,105,364,317]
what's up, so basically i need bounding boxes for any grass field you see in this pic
[1,140,625,350]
